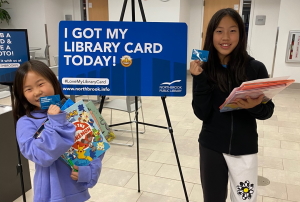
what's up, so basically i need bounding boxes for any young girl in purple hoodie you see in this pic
[13,60,104,202]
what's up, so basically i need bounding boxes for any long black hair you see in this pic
[202,8,248,92]
[13,60,66,120]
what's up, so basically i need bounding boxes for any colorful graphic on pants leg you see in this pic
[236,180,254,200]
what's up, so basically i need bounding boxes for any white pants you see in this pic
[223,153,258,202]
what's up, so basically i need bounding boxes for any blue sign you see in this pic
[59,21,187,96]
[0,29,30,83]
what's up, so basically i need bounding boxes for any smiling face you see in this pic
[213,15,240,64]
[23,71,55,110]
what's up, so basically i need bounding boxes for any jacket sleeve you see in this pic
[16,112,75,167]
[246,61,275,120]
[77,153,104,188]
[246,100,274,120]
[192,72,215,121]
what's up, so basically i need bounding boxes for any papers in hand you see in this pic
[219,76,295,112]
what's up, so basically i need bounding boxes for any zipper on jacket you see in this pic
[227,69,233,154]
[229,112,233,154]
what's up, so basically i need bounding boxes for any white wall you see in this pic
[247,0,281,75]
[44,0,82,65]
[188,0,203,65]
[1,0,204,70]
[10,0,300,80]
[108,0,203,69]
[0,0,46,51]
[0,0,82,66]
[272,0,300,82]
[108,0,180,22]
[179,0,190,24]
[44,0,65,65]
[63,0,82,21]
[179,0,191,64]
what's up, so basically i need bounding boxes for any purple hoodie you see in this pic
[16,109,103,202]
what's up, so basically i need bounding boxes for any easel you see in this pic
[98,0,189,201]
[0,82,27,202]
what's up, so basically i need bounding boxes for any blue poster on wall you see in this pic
[0,29,30,83]
[59,21,187,97]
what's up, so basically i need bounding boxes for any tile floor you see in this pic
[2,73,299,202]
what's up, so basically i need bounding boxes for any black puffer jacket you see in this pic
[192,58,274,155]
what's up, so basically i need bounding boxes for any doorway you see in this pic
[88,0,109,21]
[81,0,108,21]
[242,0,252,41]
[81,0,88,21]
[202,0,241,48]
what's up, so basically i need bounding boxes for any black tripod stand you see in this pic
[98,1,189,201]
[0,82,27,202]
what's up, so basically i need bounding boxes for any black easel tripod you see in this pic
[98,1,189,201]
[0,82,27,202]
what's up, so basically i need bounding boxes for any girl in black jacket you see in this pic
[190,8,274,202]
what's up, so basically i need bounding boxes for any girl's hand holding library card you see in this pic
[191,49,209,62]
[40,95,61,109]
[47,104,61,115]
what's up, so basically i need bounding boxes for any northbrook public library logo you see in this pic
[159,80,182,93]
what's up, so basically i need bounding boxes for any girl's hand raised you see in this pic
[47,104,61,115]
[189,60,204,76]
[234,94,265,109]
